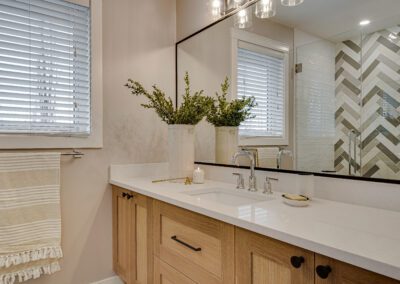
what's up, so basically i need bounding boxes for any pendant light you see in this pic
[233,0,246,7]
[255,0,276,18]
[234,8,252,29]
[211,0,223,19]
[281,0,304,7]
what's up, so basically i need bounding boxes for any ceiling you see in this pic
[263,0,400,41]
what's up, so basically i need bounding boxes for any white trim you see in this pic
[0,0,103,149]
[90,276,123,284]
[65,0,90,7]
[231,28,290,146]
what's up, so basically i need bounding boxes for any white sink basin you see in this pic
[183,188,274,206]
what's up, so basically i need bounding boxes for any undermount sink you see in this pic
[183,188,274,206]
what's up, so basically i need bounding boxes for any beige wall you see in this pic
[176,0,215,41]
[25,0,176,283]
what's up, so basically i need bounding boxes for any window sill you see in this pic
[0,132,103,149]
[239,136,288,146]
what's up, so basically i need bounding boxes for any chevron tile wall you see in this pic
[335,26,400,179]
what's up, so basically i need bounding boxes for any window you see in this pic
[232,30,289,146]
[0,0,91,135]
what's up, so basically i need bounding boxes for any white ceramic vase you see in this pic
[168,124,195,178]
[215,126,239,165]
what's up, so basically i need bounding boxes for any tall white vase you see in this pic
[215,126,239,165]
[168,124,195,178]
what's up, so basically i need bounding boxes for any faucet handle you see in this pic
[266,176,279,181]
[264,176,279,194]
[233,173,245,189]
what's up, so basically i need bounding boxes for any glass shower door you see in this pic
[360,27,400,179]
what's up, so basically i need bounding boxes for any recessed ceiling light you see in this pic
[359,20,371,26]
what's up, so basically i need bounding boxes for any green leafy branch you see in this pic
[125,72,213,125]
[206,77,256,127]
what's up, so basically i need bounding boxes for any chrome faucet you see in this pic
[277,149,292,169]
[232,150,257,192]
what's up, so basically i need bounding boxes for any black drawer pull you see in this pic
[290,256,305,268]
[171,235,202,252]
[316,265,332,279]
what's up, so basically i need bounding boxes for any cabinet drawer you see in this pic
[153,200,234,284]
[154,257,197,284]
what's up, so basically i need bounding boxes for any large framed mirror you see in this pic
[176,0,400,183]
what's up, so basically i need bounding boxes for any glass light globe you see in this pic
[255,0,276,18]
[281,0,304,7]
[211,0,223,18]
[234,8,252,29]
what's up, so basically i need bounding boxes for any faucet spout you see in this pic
[232,150,257,192]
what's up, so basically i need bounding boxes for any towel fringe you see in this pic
[0,261,60,284]
[0,247,62,269]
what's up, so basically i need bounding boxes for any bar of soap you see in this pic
[282,194,308,201]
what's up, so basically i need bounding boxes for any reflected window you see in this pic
[233,31,289,146]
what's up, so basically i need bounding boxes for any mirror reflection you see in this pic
[177,0,400,180]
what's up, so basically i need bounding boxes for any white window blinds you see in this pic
[237,41,286,139]
[0,0,91,135]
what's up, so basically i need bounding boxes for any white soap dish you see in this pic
[282,194,310,207]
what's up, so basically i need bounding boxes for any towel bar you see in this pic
[61,149,84,158]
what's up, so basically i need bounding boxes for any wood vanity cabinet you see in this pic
[112,186,152,284]
[112,187,399,284]
[236,228,400,284]
[235,227,314,284]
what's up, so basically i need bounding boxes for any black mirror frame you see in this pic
[174,1,400,185]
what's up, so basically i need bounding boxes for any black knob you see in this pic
[121,192,127,198]
[316,265,332,279]
[290,256,305,268]
[126,194,134,200]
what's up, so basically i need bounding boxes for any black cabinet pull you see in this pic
[121,192,134,200]
[290,256,305,268]
[171,235,202,252]
[316,265,332,279]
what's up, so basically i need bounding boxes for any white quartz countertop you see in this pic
[110,176,400,280]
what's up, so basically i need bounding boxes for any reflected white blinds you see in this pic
[237,41,285,138]
[0,0,90,134]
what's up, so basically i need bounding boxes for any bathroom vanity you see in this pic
[109,166,400,284]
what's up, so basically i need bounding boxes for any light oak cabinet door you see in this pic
[153,200,235,284]
[315,254,400,284]
[235,228,314,284]
[154,257,198,284]
[112,187,132,283]
[112,186,153,284]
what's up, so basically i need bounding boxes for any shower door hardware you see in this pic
[348,130,357,176]
[295,63,303,73]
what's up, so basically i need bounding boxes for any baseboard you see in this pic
[91,276,123,284]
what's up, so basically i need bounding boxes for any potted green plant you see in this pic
[206,77,256,164]
[125,72,213,178]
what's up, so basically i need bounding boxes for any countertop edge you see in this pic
[110,179,400,281]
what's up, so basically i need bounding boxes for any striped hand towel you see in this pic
[0,153,63,284]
